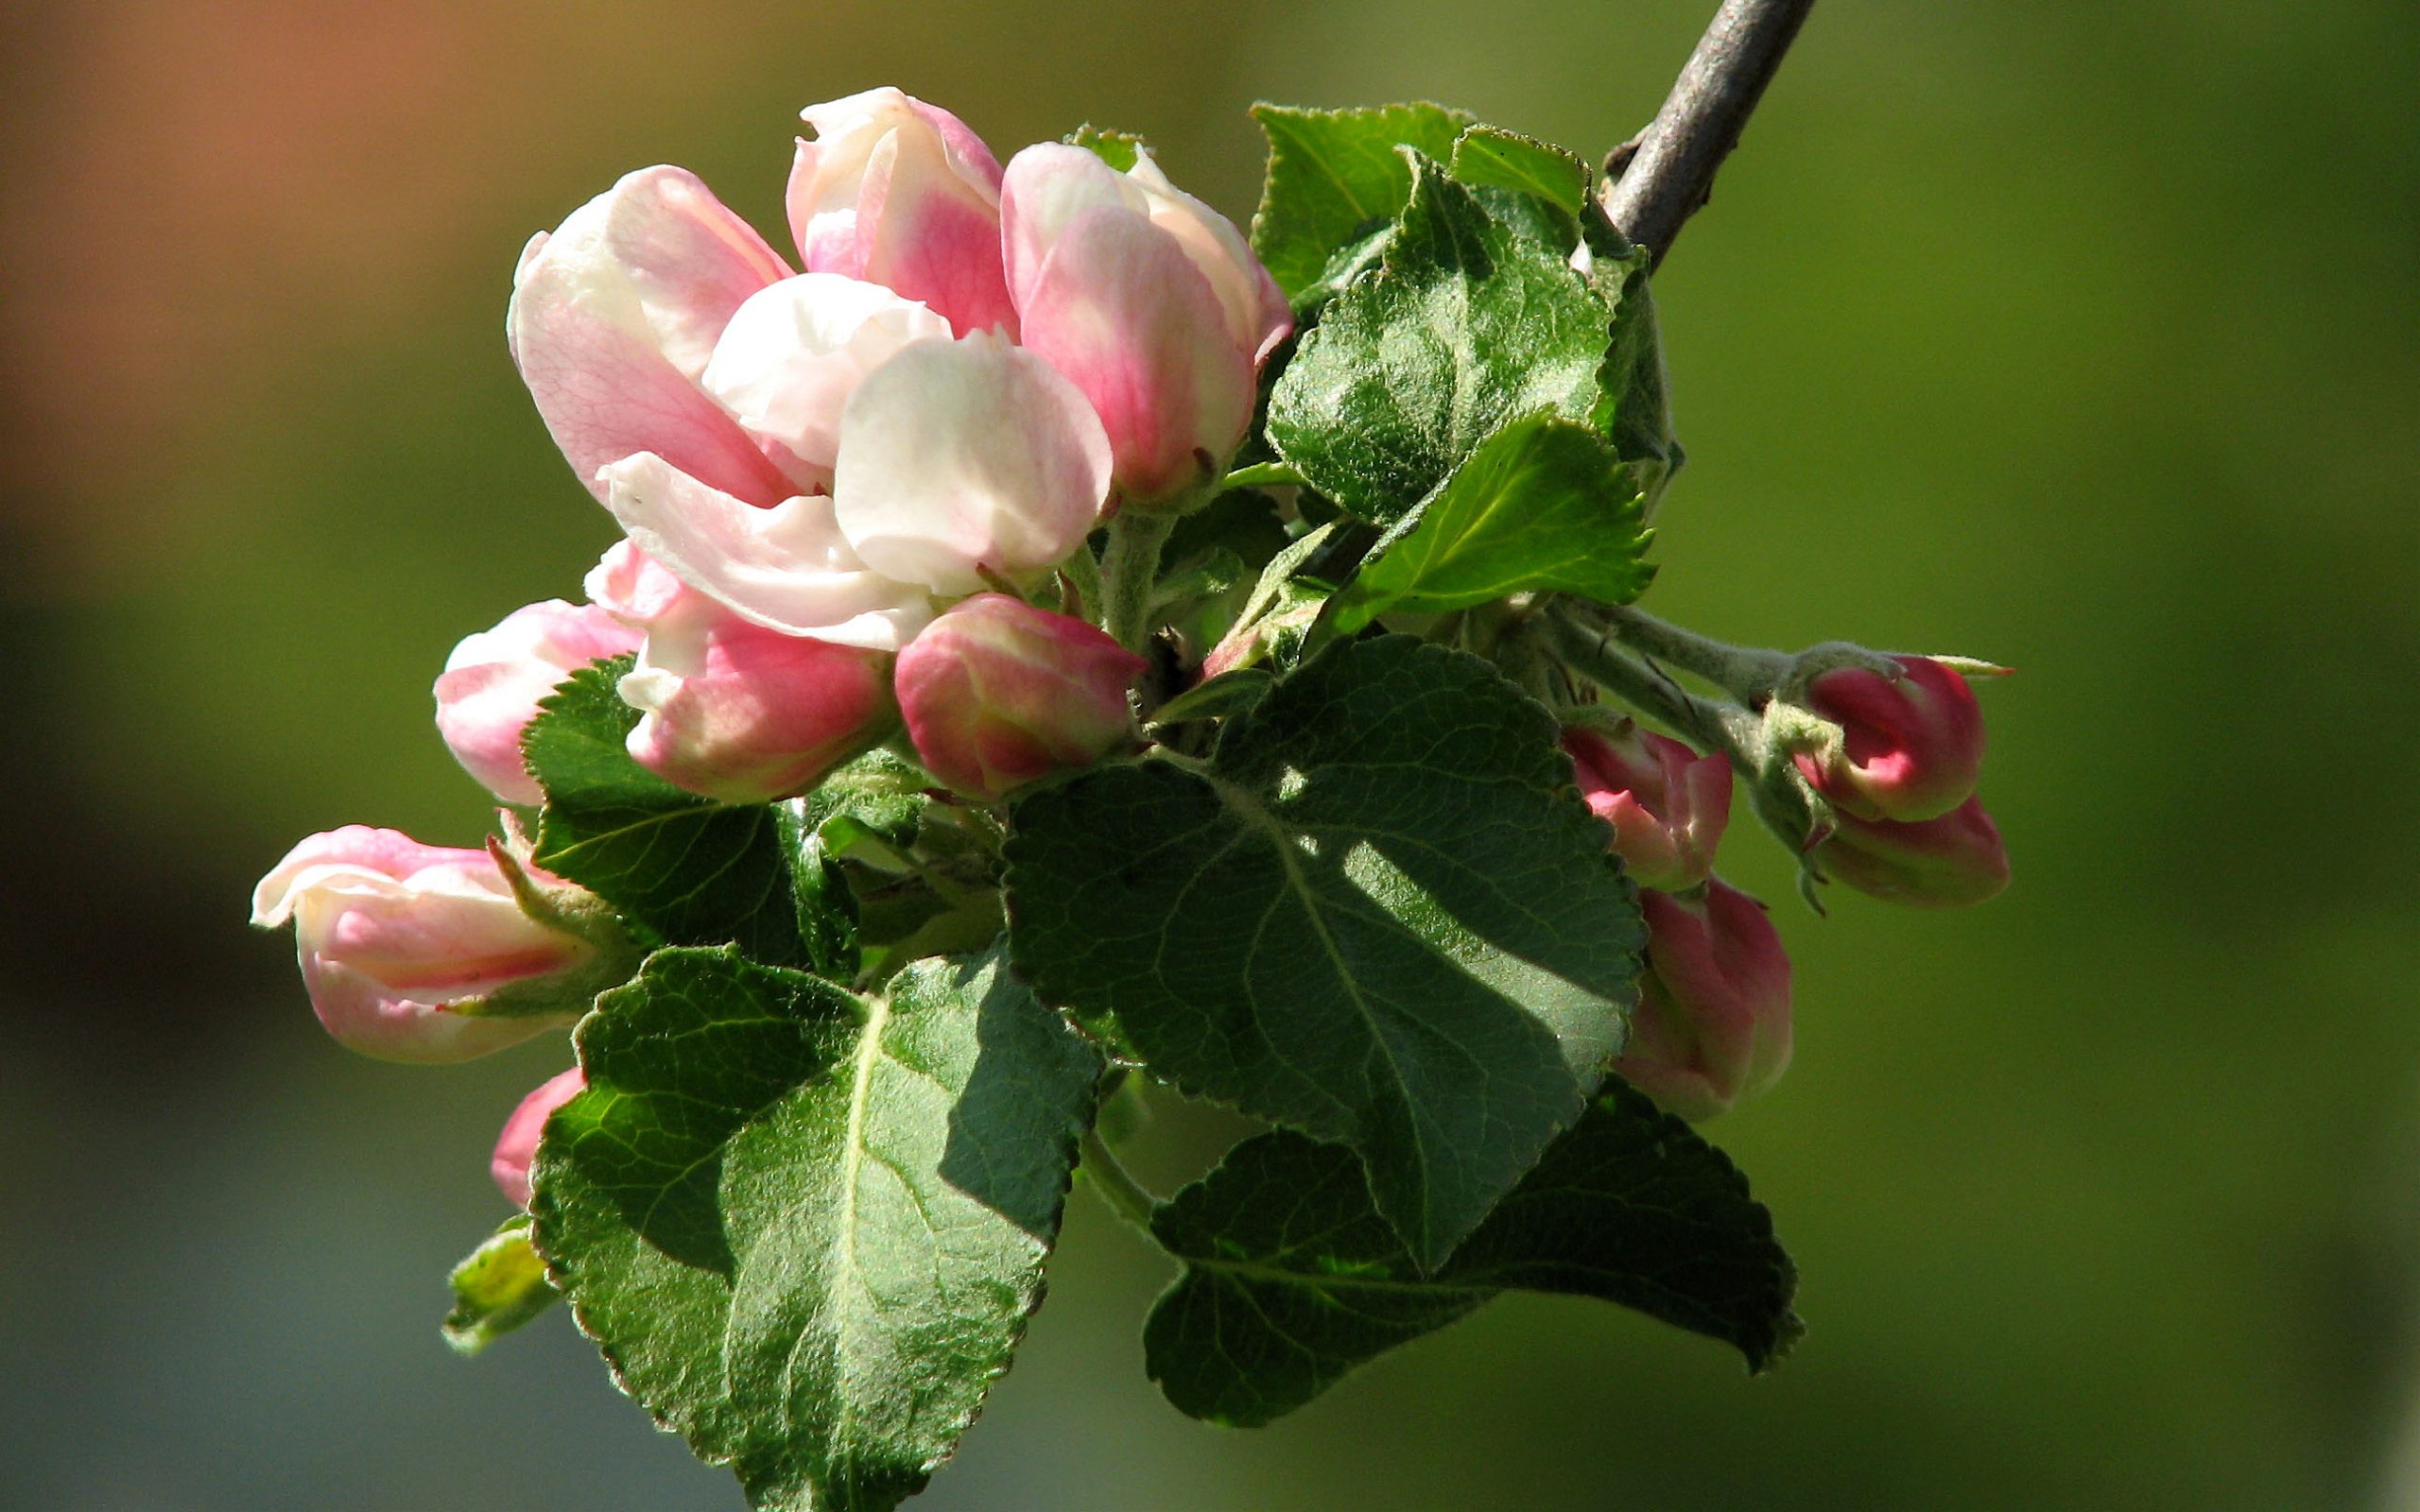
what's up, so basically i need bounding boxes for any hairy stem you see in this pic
[1589,603,1790,701]
[1079,1128,1164,1233]
[1099,511,1177,653]
[1601,0,1818,265]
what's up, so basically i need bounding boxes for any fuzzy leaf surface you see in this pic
[1334,411,1653,631]
[1147,1081,1802,1424]
[522,661,806,966]
[1007,635,1641,1270]
[531,946,1100,1511]
[1266,154,1616,524]
[1250,102,1475,301]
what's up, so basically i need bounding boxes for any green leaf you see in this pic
[1446,125,1591,254]
[1146,1081,1802,1425]
[1447,125,1588,222]
[1266,153,1616,524]
[1067,123,1146,171]
[522,661,808,967]
[1333,411,1654,632]
[532,945,1101,1512]
[780,749,937,981]
[1582,235,1684,509]
[1250,102,1475,301]
[441,1217,558,1356]
[1007,635,1641,1270]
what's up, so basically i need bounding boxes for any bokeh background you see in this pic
[5,1,2416,1506]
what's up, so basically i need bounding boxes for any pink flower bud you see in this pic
[1002,143,1292,505]
[589,542,896,804]
[1819,796,2011,908]
[509,166,797,507]
[250,828,598,1063]
[786,89,1018,338]
[1792,655,1985,822]
[434,601,644,805]
[894,593,1145,800]
[1561,722,1733,891]
[1615,881,1793,1122]
[492,1067,585,1209]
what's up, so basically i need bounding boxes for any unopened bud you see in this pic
[250,828,614,1063]
[1615,880,1793,1122]
[1819,796,2010,908]
[894,593,1145,800]
[492,1067,586,1208]
[1562,720,1732,891]
[1791,655,1985,822]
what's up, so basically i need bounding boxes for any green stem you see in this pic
[1098,511,1177,653]
[1588,603,1790,701]
[1058,539,1103,620]
[1079,1128,1164,1233]
[1546,603,1754,753]
[1220,460,1305,490]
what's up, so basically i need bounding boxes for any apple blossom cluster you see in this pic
[245,85,2014,1510]
[255,88,1286,1194]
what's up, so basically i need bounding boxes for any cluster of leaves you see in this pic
[455,103,1800,1512]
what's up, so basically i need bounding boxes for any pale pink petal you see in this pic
[699,273,951,487]
[492,1068,587,1207]
[509,167,795,505]
[1017,205,1254,503]
[600,454,934,650]
[831,334,1112,594]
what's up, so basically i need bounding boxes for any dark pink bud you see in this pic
[1792,655,1985,821]
[1562,722,1733,891]
[895,593,1145,800]
[1820,796,2010,907]
[492,1067,586,1209]
[1615,881,1793,1122]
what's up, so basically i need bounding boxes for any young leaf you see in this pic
[1332,411,1654,632]
[1146,1080,1802,1425]
[1007,635,1642,1271]
[1447,125,1589,250]
[522,661,808,967]
[1266,153,1616,524]
[780,749,936,981]
[1250,102,1476,301]
[441,1217,558,1356]
[532,945,1100,1512]
[1582,233,1685,510]
[1067,123,1146,171]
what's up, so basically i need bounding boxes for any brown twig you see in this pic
[1599,0,1817,266]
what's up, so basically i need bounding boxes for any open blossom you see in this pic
[1820,796,2010,907]
[434,600,644,805]
[1616,881,1793,1122]
[1793,655,1986,822]
[1562,721,1732,891]
[894,593,1144,800]
[1003,143,1292,505]
[787,88,1018,337]
[492,1067,586,1208]
[588,542,894,802]
[251,828,603,1063]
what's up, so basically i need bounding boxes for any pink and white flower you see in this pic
[786,87,1019,338]
[434,600,644,805]
[251,828,603,1063]
[1002,143,1292,505]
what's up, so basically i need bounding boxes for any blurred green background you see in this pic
[4,1,2415,1506]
